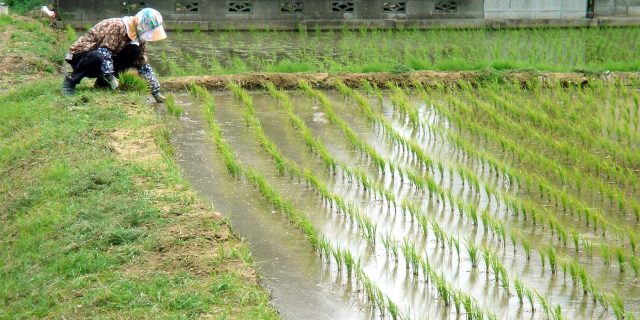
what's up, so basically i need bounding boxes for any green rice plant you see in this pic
[343,249,356,278]
[600,244,612,267]
[553,305,565,320]
[117,71,149,93]
[524,287,535,312]
[560,260,569,278]
[521,237,532,260]
[547,246,558,274]
[465,239,479,268]
[509,232,518,253]
[539,250,546,268]
[615,247,626,273]
[434,275,451,306]
[610,291,626,320]
[571,230,580,252]
[631,256,639,277]
[514,277,524,304]
[629,230,638,254]
[535,289,552,319]
[165,94,183,119]
[582,239,593,258]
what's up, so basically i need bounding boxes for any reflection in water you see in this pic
[169,90,639,319]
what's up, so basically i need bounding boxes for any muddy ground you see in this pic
[162,71,640,91]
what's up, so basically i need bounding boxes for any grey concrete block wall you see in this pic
[594,0,640,16]
[56,0,483,22]
[54,0,639,29]
[485,0,587,19]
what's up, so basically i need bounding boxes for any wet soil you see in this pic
[161,71,640,91]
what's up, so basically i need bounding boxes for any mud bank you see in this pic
[162,71,640,91]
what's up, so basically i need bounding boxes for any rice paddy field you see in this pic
[157,27,640,320]
[149,27,640,76]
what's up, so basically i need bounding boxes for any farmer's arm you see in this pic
[134,44,165,102]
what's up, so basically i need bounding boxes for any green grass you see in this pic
[0,24,279,313]
[4,0,46,14]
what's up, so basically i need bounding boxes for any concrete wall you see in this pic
[56,0,483,22]
[594,0,640,16]
[54,0,640,29]
[485,0,587,19]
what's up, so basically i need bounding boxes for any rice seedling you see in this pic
[117,71,149,93]
[631,256,640,277]
[547,246,558,274]
[615,247,626,273]
[600,244,612,267]
[164,93,183,119]
[465,239,479,268]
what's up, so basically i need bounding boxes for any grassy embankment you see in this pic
[0,15,279,319]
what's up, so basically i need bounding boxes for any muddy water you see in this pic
[169,95,368,320]
[169,89,640,319]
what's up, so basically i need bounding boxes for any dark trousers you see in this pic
[66,44,141,86]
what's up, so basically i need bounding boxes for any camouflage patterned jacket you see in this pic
[69,18,148,67]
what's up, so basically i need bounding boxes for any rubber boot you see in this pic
[62,75,76,97]
[98,73,119,90]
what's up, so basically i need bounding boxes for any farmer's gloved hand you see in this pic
[153,92,166,103]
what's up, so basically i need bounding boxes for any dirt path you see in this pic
[162,71,640,91]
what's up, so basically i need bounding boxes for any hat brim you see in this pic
[140,26,167,42]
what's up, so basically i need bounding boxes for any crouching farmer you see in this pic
[62,8,167,102]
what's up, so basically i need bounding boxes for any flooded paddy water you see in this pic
[167,80,640,319]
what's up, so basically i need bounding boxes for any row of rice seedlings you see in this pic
[441,93,640,263]
[426,83,627,220]
[400,198,577,317]
[265,82,397,209]
[480,86,640,209]
[384,81,607,241]
[417,84,640,256]
[332,80,436,172]
[480,249,511,294]
[163,27,640,76]
[477,198,630,313]
[268,83,546,318]
[307,82,630,316]
[585,85,640,147]
[338,81,572,254]
[532,80,640,160]
[392,217,568,320]
[298,81,387,171]
[362,82,640,280]
[384,234,493,320]
[229,83,378,243]
[368,83,628,269]
[228,82,296,176]
[397,150,621,315]
[495,81,633,161]
[354,82,484,197]
[189,83,241,177]
[489,83,640,175]
[191,84,403,319]
[235,85,505,319]
[460,84,639,205]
